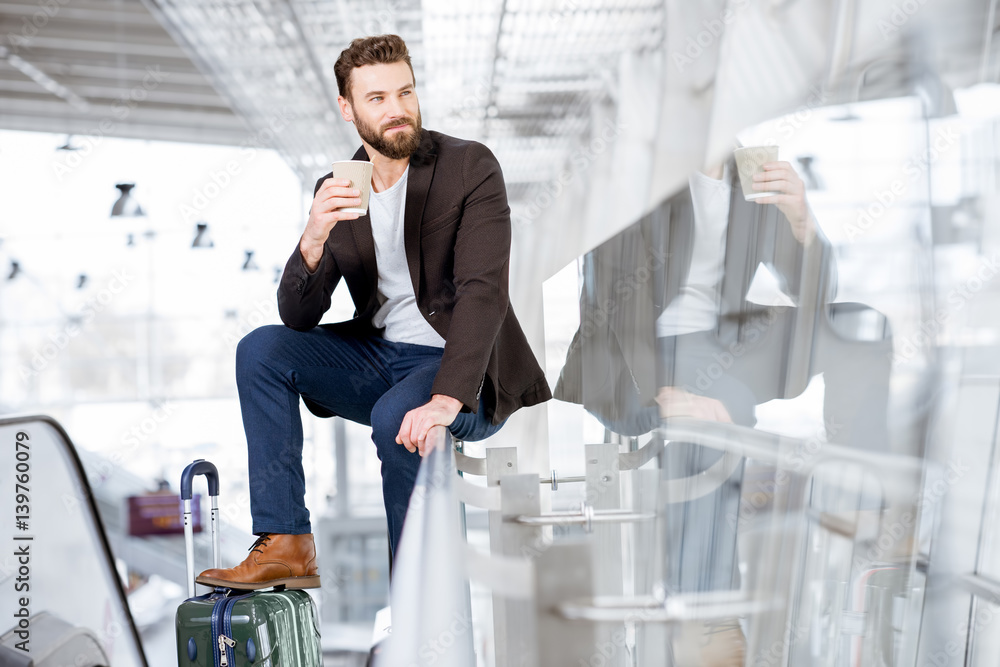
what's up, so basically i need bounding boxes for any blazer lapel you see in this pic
[403,130,437,298]
[719,161,763,344]
[346,145,379,313]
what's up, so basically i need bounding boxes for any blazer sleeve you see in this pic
[276,175,344,331]
[768,201,837,306]
[430,142,511,409]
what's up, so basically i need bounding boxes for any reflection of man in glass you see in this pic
[562,160,837,524]
[653,157,823,425]
[556,154,839,663]
[557,153,835,432]
[653,157,834,609]
[558,135,896,663]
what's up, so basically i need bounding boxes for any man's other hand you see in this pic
[751,161,816,245]
[396,394,463,456]
[299,178,363,272]
[656,386,732,423]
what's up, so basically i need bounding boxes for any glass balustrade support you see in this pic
[539,471,587,490]
[959,572,1000,602]
[508,506,656,532]
[556,591,778,624]
[486,446,519,667]
[499,473,544,667]
[585,441,626,667]
[455,449,488,476]
[535,542,600,667]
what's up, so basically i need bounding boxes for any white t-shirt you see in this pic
[656,165,731,337]
[369,169,446,347]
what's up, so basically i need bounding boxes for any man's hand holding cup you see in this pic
[300,160,374,272]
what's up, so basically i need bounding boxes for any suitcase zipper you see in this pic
[211,595,226,667]
[220,591,254,667]
[218,634,237,667]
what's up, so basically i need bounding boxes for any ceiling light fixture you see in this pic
[111,183,146,217]
[242,251,259,271]
[57,135,81,151]
[192,222,214,248]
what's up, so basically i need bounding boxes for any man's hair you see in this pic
[334,34,414,103]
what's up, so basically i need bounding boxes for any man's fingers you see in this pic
[755,177,791,190]
[314,210,360,227]
[319,177,353,193]
[414,420,435,457]
[758,165,804,191]
[317,195,363,213]
[397,412,416,452]
[752,194,792,206]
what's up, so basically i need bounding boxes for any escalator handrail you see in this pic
[0,414,149,667]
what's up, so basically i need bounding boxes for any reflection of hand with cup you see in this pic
[299,161,374,272]
[734,145,779,200]
[735,146,814,245]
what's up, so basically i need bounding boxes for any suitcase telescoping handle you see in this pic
[180,459,221,598]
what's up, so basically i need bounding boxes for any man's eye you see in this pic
[401,90,411,96]
[371,96,382,102]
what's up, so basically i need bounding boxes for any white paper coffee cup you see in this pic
[332,160,374,213]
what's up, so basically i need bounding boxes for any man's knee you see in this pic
[370,400,406,448]
[236,325,292,370]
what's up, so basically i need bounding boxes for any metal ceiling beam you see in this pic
[0,0,244,147]
[279,0,341,121]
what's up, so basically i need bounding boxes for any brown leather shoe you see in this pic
[196,533,321,590]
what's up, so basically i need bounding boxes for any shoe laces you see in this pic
[249,533,272,555]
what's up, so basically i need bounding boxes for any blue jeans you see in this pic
[236,324,504,556]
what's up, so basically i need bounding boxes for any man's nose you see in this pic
[385,96,406,118]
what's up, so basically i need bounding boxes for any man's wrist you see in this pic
[431,394,464,411]
[299,236,325,273]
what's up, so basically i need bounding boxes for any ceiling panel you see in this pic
[0,0,248,145]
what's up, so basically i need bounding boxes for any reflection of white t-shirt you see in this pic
[656,165,731,337]
[369,169,446,347]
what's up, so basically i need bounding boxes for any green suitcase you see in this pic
[174,460,322,667]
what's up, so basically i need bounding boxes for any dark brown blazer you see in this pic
[277,129,551,424]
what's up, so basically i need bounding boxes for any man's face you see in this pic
[343,61,422,160]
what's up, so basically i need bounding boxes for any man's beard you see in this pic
[354,109,422,160]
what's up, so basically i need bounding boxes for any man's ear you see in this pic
[338,96,354,122]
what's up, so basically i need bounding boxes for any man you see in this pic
[197,34,550,590]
